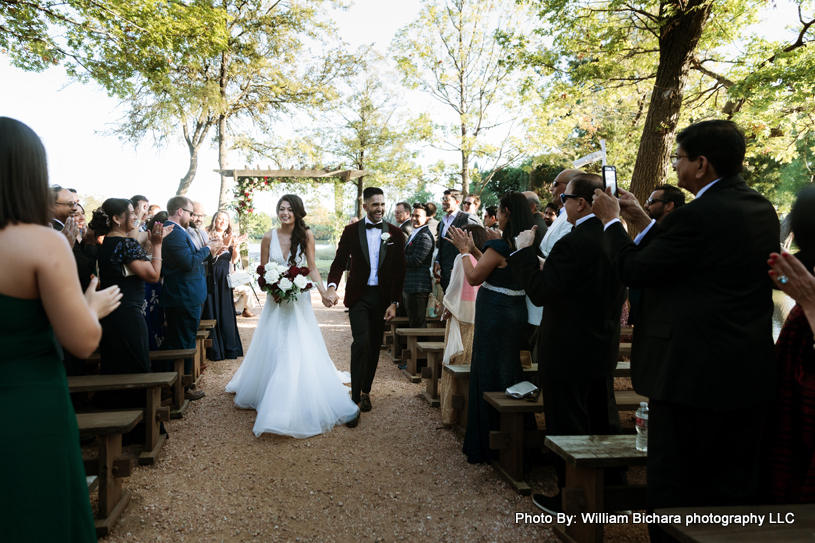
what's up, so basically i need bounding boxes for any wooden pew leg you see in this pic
[95,434,131,538]
[170,357,190,419]
[490,411,530,495]
[455,376,470,437]
[400,337,422,383]
[560,464,604,543]
[139,386,167,465]
[193,338,202,382]
[421,352,441,407]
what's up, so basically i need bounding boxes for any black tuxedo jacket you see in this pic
[603,175,780,409]
[435,211,479,288]
[327,220,407,309]
[509,216,625,382]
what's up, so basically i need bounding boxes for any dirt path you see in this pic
[98,289,645,542]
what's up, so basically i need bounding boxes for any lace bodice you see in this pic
[269,229,306,267]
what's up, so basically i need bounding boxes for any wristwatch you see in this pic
[391,301,400,308]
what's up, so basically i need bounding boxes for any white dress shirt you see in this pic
[365,217,383,286]
[406,224,427,245]
[440,209,460,240]
[539,208,572,258]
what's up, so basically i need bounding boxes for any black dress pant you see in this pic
[646,399,766,542]
[404,291,429,329]
[541,376,626,488]
[349,286,388,404]
[162,305,202,375]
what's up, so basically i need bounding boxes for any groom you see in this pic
[325,187,407,428]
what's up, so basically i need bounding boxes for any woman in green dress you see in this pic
[0,117,122,542]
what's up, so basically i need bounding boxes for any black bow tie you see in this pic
[366,222,382,229]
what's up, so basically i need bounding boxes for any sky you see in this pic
[0,0,803,215]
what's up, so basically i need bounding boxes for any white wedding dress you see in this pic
[225,229,359,438]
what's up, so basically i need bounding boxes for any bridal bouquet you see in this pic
[256,263,313,304]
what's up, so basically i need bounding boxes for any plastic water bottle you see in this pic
[635,402,649,452]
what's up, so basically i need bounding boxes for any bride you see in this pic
[225,194,359,438]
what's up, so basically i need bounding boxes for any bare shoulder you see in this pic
[0,223,68,252]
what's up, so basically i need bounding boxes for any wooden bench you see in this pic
[484,390,649,495]
[443,364,538,437]
[546,435,647,543]
[654,504,815,543]
[614,361,630,378]
[69,372,176,465]
[385,316,443,359]
[619,342,631,359]
[199,319,216,331]
[77,410,142,538]
[82,349,196,418]
[418,342,445,406]
[395,327,447,382]
[194,329,212,384]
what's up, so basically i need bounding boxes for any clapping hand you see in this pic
[514,225,537,250]
[148,221,172,246]
[207,238,224,256]
[484,228,501,240]
[84,277,122,319]
[62,216,79,249]
[446,226,472,253]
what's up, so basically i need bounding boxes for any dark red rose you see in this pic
[256,264,265,275]
[299,266,310,276]
[258,276,266,289]
[244,192,249,196]
[305,282,313,290]
[288,265,299,277]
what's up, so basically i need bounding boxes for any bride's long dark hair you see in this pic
[277,194,310,266]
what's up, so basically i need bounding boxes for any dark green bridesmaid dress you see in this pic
[0,293,96,542]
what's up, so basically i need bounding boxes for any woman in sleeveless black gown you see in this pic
[205,211,244,360]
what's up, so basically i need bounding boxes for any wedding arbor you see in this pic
[213,167,369,218]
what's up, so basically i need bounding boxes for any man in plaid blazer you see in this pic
[403,204,435,329]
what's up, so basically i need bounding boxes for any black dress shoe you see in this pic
[360,394,372,412]
[345,411,360,428]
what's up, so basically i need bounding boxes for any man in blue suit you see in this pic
[160,196,221,400]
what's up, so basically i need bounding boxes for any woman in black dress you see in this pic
[449,192,533,464]
[89,199,172,379]
[204,211,245,360]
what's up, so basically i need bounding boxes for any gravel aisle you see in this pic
[96,289,645,542]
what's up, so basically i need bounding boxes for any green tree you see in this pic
[392,0,530,197]
[242,210,275,240]
[510,0,814,205]
[108,0,359,208]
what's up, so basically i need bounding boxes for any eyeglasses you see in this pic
[670,154,690,163]
[646,198,669,206]
[462,201,474,207]
[54,201,77,208]
[560,194,580,203]
[192,213,205,219]
[180,208,194,215]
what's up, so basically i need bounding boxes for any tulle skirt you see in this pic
[225,291,358,438]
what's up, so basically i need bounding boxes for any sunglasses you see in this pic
[560,194,581,203]
[646,198,669,205]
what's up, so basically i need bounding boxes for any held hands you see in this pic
[322,287,340,308]
[84,277,122,320]
[514,225,537,250]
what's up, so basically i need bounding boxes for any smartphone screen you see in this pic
[603,166,618,198]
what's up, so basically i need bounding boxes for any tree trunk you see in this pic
[177,141,202,195]
[629,0,713,205]
[217,50,231,212]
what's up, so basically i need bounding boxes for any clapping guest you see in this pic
[448,192,532,464]
[90,199,172,378]
[205,211,246,360]
[143,211,169,351]
[439,224,486,426]
[0,117,122,542]
[764,185,815,503]
[402,204,435,331]
[130,195,149,231]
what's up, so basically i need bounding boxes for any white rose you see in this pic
[381,232,391,242]
[293,274,309,289]
[264,269,280,283]
[278,277,293,291]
